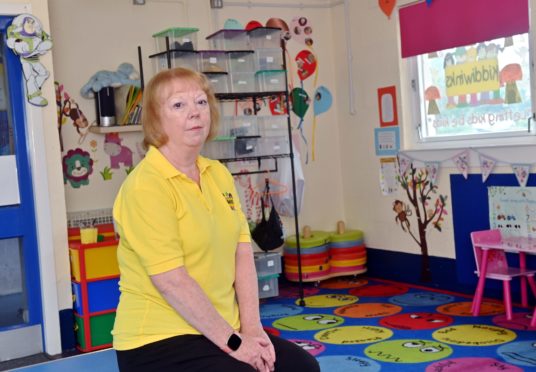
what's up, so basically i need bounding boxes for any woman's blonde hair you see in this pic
[141,67,220,149]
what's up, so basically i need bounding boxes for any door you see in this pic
[0,15,43,361]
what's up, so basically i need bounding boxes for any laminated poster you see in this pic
[374,127,400,156]
[488,186,536,238]
[380,157,398,196]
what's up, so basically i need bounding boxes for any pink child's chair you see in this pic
[471,229,536,320]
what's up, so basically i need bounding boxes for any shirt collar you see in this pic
[146,146,212,179]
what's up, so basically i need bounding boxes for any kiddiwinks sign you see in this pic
[445,59,499,97]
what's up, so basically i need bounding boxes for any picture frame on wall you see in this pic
[377,85,398,127]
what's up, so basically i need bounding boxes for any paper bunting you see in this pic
[479,155,496,183]
[452,150,469,179]
[397,153,412,176]
[425,162,440,185]
[512,164,531,187]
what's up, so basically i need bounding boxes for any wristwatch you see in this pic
[226,332,242,351]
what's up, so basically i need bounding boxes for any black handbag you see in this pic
[251,183,284,251]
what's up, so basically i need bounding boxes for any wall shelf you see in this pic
[88,125,142,134]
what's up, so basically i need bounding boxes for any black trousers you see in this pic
[116,333,320,372]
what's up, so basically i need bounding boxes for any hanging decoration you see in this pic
[295,50,317,81]
[425,162,440,185]
[512,164,530,187]
[7,14,53,107]
[397,153,412,176]
[268,94,287,115]
[398,147,535,187]
[310,86,333,161]
[452,150,470,179]
[290,16,313,46]
[479,155,496,183]
[290,87,310,163]
[379,0,396,19]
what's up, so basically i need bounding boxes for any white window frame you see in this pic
[403,31,536,151]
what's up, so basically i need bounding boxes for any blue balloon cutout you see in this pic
[313,86,333,116]
[223,18,243,30]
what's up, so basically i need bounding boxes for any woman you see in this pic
[112,67,320,372]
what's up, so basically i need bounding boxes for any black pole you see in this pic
[281,38,305,306]
[165,36,171,69]
[137,46,144,91]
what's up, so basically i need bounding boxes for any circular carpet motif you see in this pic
[432,324,516,346]
[314,326,393,344]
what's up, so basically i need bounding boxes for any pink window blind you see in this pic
[399,0,529,58]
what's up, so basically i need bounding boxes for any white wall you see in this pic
[49,0,345,234]
[333,0,536,260]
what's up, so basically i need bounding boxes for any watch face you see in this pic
[227,333,242,351]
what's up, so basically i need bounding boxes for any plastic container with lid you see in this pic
[227,50,256,73]
[206,29,249,51]
[199,50,228,73]
[248,27,282,49]
[152,27,199,53]
[255,48,284,71]
[204,72,229,94]
[256,70,286,92]
[149,50,199,73]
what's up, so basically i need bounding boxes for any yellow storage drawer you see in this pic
[69,237,119,281]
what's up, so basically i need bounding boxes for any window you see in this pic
[413,33,533,141]
[399,0,533,147]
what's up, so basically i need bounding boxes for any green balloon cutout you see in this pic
[291,87,310,119]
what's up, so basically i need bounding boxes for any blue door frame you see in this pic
[0,15,42,332]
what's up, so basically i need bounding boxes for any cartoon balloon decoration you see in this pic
[290,87,310,119]
[313,86,333,116]
[266,18,291,41]
[311,86,333,162]
[295,50,317,81]
[379,0,396,19]
[223,18,243,30]
[245,20,263,31]
[290,16,313,46]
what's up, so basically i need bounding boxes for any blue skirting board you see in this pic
[11,349,117,372]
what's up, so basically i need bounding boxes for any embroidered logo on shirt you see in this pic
[223,192,235,210]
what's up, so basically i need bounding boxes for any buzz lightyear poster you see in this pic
[6,14,52,107]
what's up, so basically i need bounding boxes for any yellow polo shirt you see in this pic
[112,146,251,350]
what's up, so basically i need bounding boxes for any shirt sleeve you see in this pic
[114,179,184,276]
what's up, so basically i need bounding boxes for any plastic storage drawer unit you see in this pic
[248,27,282,49]
[258,274,280,299]
[202,137,235,159]
[205,72,229,94]
[153,27,199,53]
[69,237,120,281]
[206,29,249,51]
[72,278,120,315]
[256,70,286,92]
[255,48,284,71]
[227,51,256,73]
[230,116,259,137]
[149,50,199,73]
[230,72,256,93]
[199,50,228,73]
[75,312,116,351]
[254,252,282,277]
[258,115,288,137]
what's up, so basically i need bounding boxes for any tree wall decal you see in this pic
[393,158,447,282]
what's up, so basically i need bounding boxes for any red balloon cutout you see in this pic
[379,0,396,19]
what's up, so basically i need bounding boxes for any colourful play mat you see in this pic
[260,278,536,371]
